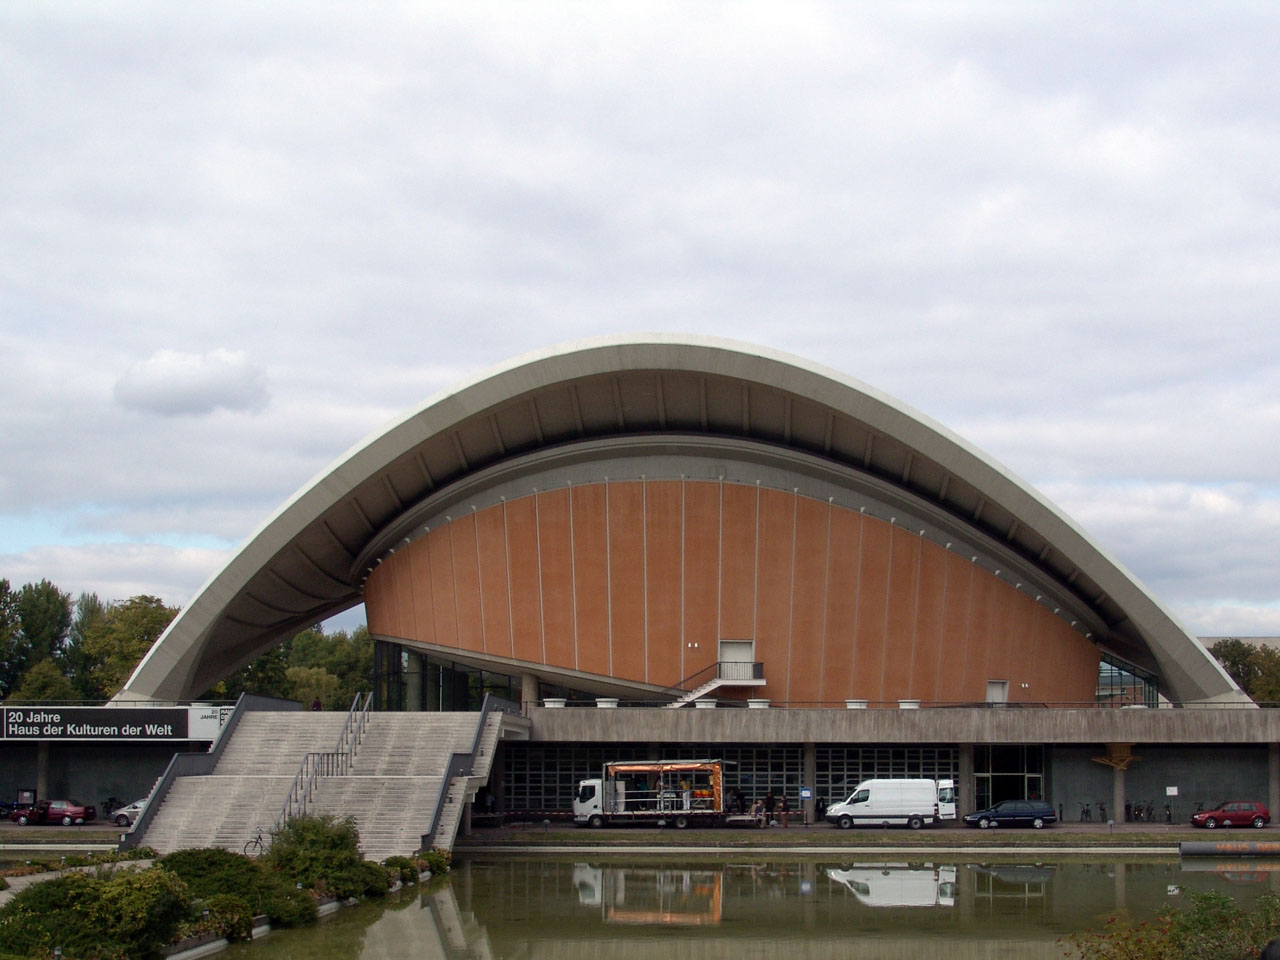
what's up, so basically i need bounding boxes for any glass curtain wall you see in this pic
[373,642,522,711]
[816,746,959,804]
[1097,654,1159,707]
[973,744,1045,809]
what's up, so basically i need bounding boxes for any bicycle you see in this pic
[243,826,266,857]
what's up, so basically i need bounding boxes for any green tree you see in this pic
[286,665,341,708]
[1248,646,1280,705]
[17,579,71,663]
[83,595,178,696]
[215,643,293,701]
[8,658,79,703]
[1209,637,1261,694]
[63,591,108,698]
[0,578,21,697]
[289,625,372,705]
[199,622,373,706]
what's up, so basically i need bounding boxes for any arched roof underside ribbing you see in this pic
[117,335,1244,704]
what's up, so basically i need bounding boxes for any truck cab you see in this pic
[574,779,606,827]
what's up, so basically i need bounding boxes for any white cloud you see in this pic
[0,542,231,609]
[113,349,269,416]
[1,2,1279,638]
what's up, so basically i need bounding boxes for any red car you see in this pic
[1190,801,1269,829]
[10,799,97,826]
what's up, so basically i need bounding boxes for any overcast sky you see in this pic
[2,2,1278,638]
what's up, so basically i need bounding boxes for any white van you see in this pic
[826,778,953,829]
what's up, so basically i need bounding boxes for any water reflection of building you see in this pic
[573,864,724,925]
[348,857,1280,960]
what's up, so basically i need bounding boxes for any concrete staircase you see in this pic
[309,713,482,860]
[141,713,350,855]
[137,710,489,861]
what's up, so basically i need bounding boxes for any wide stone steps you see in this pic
[214,714,351,775]
[142,775,294,855]
[308,775,444,862]
[136,709,487,859]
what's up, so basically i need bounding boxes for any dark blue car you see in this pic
[963,799,1057,829]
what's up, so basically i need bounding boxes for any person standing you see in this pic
[779,793,790,828]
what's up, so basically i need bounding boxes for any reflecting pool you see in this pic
[224,857,1280,959]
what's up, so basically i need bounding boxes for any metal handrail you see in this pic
[653,660,765,706]
[274,691,373,834]
[530,695,1262,709]
[655,662,718,699]
[420,694,518,850]
[119,694,301,851]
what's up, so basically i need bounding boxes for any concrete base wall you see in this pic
[1050,745,1268,825]
[0,742,199,807]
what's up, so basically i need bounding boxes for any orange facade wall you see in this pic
[365,479,1100,705]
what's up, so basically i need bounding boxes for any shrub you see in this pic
[321,860,392,900]
[1068,891,1280,960]
[202,892,254,941]
[159,848,266,910]
[383,855,419,884]
[259,884,318,928]
[95,866,191,958]
[158,847,315,928]
[415,848,451,876]
[265,814,364,891]
[0,878,6,892]
[0,866,189,960]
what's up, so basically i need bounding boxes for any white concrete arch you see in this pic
[116,334,1242,704]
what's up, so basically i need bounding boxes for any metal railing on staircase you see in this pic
[420,694,520,851]
[274,691,373,834]
[118,694,302,851]
[659,660,765,706]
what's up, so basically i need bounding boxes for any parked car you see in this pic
[112,798,148,827]
[1190,801,1269,829]
[10,799,97,826]
[963,799,1057,829]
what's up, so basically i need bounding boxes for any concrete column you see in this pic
[1269,743,1279,821]
[521,673,540,714]
[404,649,423,712]
[462,798,472,836]
[426,663,441,711]
[955,857,974,922]
[36,742,49,800]
[803,742,817,826]
[958,743,975,817]
[1113,764,1126,827]
[801,861,818,926]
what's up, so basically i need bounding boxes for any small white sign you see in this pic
[1166,786,1179,796]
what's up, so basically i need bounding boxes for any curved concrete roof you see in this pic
[117,334,1243,704]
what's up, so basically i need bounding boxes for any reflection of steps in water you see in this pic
[358,886,495,960]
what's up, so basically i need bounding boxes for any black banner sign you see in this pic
[2,706,190,741]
